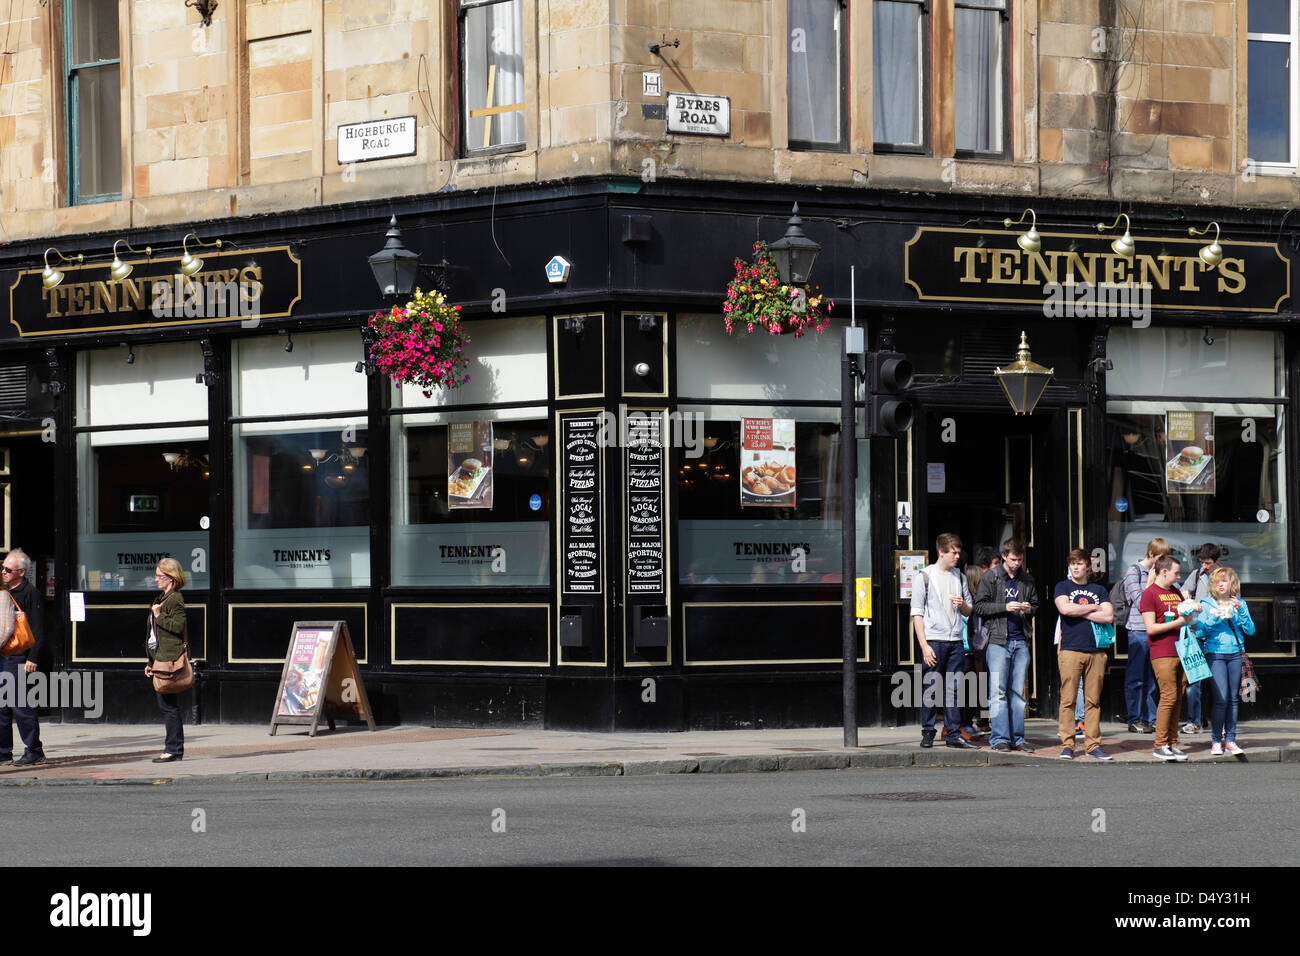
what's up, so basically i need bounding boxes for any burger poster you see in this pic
[1165,411,1215,495]
[740,418,796,507]
[448,420,494,509]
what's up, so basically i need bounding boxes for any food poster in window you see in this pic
[448,421,494,509]
[1165,411,1215,495]
[740,418,796,507]
[276,626,333,717]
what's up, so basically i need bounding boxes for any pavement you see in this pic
[2,718,1298,786]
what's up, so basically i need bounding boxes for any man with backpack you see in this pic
[910,533,978,750]
[1179,543,1221,735]
[975,539,1039,752]
[1113,538,1168,734]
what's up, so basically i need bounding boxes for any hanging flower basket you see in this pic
[722,241,832,337]
[366,288,471,394]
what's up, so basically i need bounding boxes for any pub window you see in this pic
[74,344,210,591]
[459,0,525,155]
[232,332,370,589]
[389,316,550,587]
[675,315,871,586]
[1247,0,1298,168]
[873,0,928,150]
[954,0,1009,155]
[64,0,122,203]
[787,0,847,151]
[1106,328,1288,583]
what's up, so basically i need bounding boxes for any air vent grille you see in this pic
[0,366,26,410]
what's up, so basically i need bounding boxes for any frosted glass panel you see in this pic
[676,314,842,401]
[1107,328,1282,398]
[81,342,208,427]
[236,330,366,418]
[394,316,546,408]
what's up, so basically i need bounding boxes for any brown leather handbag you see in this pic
[151,649,194,694]
[0,591,34,657]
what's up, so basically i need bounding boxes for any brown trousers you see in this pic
[1152,656,1187,749]
[1058,650,1107,752]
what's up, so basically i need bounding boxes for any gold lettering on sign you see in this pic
[1217,258,1245,294]
[954,247,988,283]
[988,249,1020,284]
[1139,256,1173,291]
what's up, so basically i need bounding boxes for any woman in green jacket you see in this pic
[145,558,187,762]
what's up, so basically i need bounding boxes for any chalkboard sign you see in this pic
[561,414,602,595]
[626,412,665,594]
[269,621,376,736]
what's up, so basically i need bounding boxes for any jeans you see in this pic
[1074,677,1085,722]
[986,639,1031,748]
[157,691,185,756]
[0,655,42,758]
[920,640,966,737]
[1125,630,1158,724]
[1184,680,1203,726]
[1205,652,1242,744]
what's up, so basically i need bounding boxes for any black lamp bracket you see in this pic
[186,0,218,27]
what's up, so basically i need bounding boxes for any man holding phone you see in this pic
[910,533,977,750]
[975,539,1038,752]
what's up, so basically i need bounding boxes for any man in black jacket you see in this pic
[1,549,45,766]
[974,540,1039,753]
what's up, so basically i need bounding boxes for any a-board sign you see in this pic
[269,621,376,736]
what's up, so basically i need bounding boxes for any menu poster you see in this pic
[562,415,602,595]
[448,420,494,510]
[276,626,332,718]
[740,418,796,508]
[897,551,928,600]
[1165,411,1215,495]
[626,413,665,594]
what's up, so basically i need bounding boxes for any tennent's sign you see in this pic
[8,245,301,336]
[904,227,1290,313]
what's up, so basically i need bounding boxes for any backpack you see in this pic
[1109,563,1142,622]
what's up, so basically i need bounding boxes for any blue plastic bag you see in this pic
[1176,626,1211,683]
[1091,621,1116,649]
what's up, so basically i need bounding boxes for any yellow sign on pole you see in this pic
[855,577,872,620]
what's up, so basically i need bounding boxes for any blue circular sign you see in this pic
[529,494,542,512]
[1114,497,1129,513]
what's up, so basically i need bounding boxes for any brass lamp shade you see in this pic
[994,331,1055,415]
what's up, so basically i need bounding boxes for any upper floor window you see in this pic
[954,0,1009,155]
[873,0,928,150]
[1247,0,1297,167]
[787,0,847,150]
[64,0,121,203]
[459,0,525,155]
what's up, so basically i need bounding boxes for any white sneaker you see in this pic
[1169,746,1189,762]
[1210,742,1223,756]
[1224,742,1244,755]
[1153,746,1178,761]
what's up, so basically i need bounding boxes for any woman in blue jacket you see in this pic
[1194,567,1254,756]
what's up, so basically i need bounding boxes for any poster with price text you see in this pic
[740,418,796,507]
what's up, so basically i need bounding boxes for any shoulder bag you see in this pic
[150,646,193,694]
[0,590,34,656]
[1230,618,1260,702]
[1175,625,1212,684]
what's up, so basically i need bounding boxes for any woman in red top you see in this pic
[1139,555,1193,761]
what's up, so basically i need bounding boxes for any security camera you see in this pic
[1203,328,1214,346]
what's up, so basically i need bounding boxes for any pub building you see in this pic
[1,178,1297,729]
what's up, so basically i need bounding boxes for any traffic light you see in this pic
[867,351,914,437]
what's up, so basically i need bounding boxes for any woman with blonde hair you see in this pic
[1194,566,1254,756]
[145,558,188,762]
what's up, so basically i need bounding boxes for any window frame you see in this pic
[872,0,931,155]
[1246,0,1300,170]
[952,0,1011,160]
[457,0,528,158]
[62,0,122,205]
[786,0,850,153]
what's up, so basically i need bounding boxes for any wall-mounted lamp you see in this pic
[994,331,1055,415]
[42,247,83,289]
[110,240,152,281]
[1002,209,1041,254]
[1203,328,1216,346]
[1097,213,1135,260]
[1189,222,1223,269]
[649,35,680,55]
[282,330,293,353]
[124,344,135,366]
[181,233,222,276]
[768,203,821,284]
[368,216,421,298]
[185,0,218,27]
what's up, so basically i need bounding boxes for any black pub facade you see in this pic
[2,178,1297,728]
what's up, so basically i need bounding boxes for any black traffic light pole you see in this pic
[841,336,860,748]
